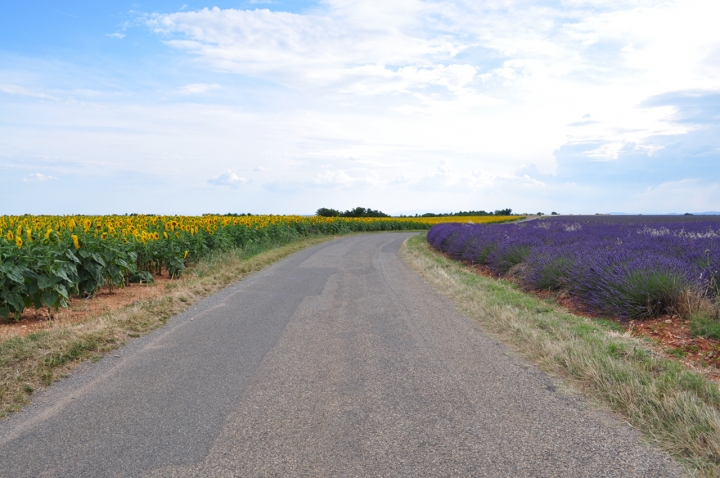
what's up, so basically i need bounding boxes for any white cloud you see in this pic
[585,142,626,160]
[312,168,380,187]
[178,83,220,94]
[106,33,126,39]
[145,6,471,95]
[0,83,57,100]
[207,170,248,188]
[23,173,57,182]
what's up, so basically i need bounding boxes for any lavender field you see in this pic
[427,218,720,320]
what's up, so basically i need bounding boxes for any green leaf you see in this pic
[91,253,106,266]
[53,283,69,299]
[64,250,81,263]
[53,267,72,283]
[5,292,25,313]
[42,289,60,308]
[6,267,25,285]
[37,274,58,289]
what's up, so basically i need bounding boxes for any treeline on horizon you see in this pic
[407,208,513,217]
[10,210,516,218]
[316,207,390,218]
[316,207,514,218]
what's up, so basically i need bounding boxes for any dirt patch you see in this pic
[629,318,720,380]
[0,274,177,341]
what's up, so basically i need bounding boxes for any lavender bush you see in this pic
[427,219,720,319]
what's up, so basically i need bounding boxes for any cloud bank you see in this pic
[1,0,719,214]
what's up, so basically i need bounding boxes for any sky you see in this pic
[1,0,719,215]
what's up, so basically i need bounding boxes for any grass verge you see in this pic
[691,315,720,340]
[0,234,335,419]
[401,234,720,477]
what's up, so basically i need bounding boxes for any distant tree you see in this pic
[418,210,498,217]
[316,207,389,217]
[536,212,544,216]
[455,210,490,216]
[551,211,559,215]
[684,212,693,216]
[341,207,389,218]
[319,208,514,218]
[316,208,341,217]
[343,207,367,218]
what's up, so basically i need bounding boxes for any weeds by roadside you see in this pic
[401,234,720,477]
[0,235,334,419]
[692,315,720,340]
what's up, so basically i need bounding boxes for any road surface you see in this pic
[0,233,681,477]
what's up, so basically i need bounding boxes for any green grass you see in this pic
[401,234,720,477]
[0,234,336,419]
[691,315,720,340]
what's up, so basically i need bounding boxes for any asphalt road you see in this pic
[0,233,682,477]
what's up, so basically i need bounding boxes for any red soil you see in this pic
[0,273,177,340]
[462,259,720,382]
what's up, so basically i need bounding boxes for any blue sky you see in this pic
[2,0,719,215]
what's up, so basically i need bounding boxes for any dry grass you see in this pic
[401,234,720,477]
[674,288,719,320]
[0,235,334,419]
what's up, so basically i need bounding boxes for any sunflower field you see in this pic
[0,214,517,320]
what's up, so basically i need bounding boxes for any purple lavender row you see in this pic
[427,220,720,319]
